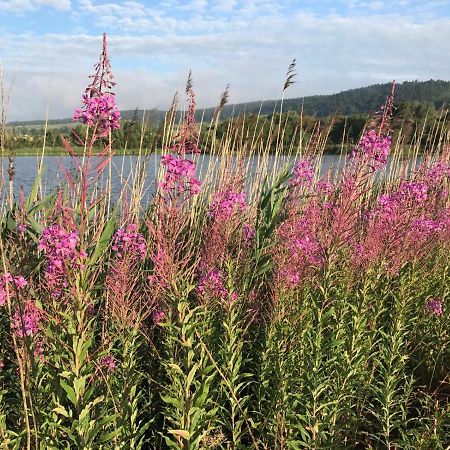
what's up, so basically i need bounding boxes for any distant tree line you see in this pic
[4,99,449,154]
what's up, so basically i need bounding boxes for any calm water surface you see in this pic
[2,154,347,203]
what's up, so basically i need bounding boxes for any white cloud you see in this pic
[212,0,236,12]
[78,0,145,16]
[0,0,34,11]
[0,0,70,11]
[36,0,71,10]
[2,7,450,120]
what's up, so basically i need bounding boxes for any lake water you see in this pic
[0,153,350,203]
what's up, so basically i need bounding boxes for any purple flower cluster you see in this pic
[209,189,246,220]
[274,213,323,289]
[112,224,146,260]
[425,162,450,186]
[73,93,120,138]
[372,182,429,222]
[151,309,166,324]
[279,233,321,287]
[73,34,120,139]
[357,168,450,271]
[412,218,443,235]
[279,269,301,287]
[400,181,428,203]
[17,223,27,233]
[293,234,321,257]
[197,269,236,303]
[290,159,314,187]
[243,223,255,241]
[12,301,41,337]
[100,355,116,372]
[38,225,87,296]
[425,298,443,317]
[0,273,27,307]
[159,154,201,196]
[353,129,392,169]
[316,178,334,195]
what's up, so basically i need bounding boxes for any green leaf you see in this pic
[26,166,45,210]
[87,215,116,266]
[60,380,76,406]
[98,428,123,444]
[169,429,190,440]
[161,395,183,410]
[52,404,71,418]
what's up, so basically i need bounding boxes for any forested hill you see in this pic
[196,79,450,120]
[10,79,450,127]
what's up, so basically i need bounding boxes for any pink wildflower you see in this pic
[73,33,120,138]
[412,218,442,235]
[243,223,255,240]
[209,189,246,220]
[274,213,323,289]
[73,94,120,137]
[33,338,45,362]
[0,274,27,307]
[316,178,334,195]
[168,71,200,156]
[112,224,146,260]
[425,298,443,317]
[38,224,87,297]
[159,74,202,200]
[12,301,41,338]
[159,154,202,197]
[400,181,428,203]
[151,309,166,324]
[352,129,391,169]
[290,158,314,187]
[17,223,27,233]
[100,355,116,372]
[197,269,236,304]
[424,162,450,186]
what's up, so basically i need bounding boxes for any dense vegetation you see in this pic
[0,36,449,449]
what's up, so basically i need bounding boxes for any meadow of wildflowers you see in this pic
[0,35,449,449]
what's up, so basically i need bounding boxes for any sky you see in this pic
[0,0,449,121]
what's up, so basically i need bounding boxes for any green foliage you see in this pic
[37,305,120,449]
[160,301,218,449]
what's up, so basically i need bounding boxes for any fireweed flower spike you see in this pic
[351,81,396,170]
[73,33,120,138]
[197,269,236,304]
[111,223,146,261]
[159,72,202,200]
[425,298,443,317]
[100,355,116,372]
[0,274,27,307]
[152,309,166,325]
[38,225,87,298]
[208,188,247,220]
[169,70,201,156]
[290,158,315,188]
[159,154,202,197]
[11,301,41,338]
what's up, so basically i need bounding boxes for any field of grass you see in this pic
[0,38,449,450]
